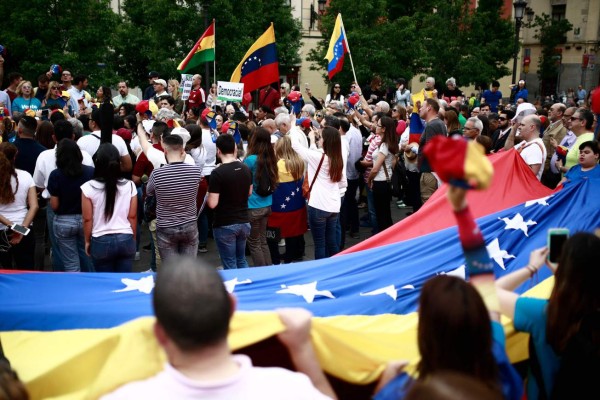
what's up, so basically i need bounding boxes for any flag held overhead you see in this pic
[230,23,279,94]
[177,21,216,73]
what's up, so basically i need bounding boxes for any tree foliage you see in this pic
[0,0,119,86]
[529,13,573,80]
[309,0,515,89]
[0,0,301,90]
[307,0,424,88]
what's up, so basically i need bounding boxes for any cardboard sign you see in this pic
[180,74,194,101]
[217,81,244,102]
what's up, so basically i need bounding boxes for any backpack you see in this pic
[254,165,274,197]
[550,311,600,400]
[390,154,408,199]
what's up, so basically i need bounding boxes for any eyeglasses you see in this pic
[51,87,60,90]
[316,113,323,118]
[498,117,507,121]
[62,73,71,76]
[570,116,582,121]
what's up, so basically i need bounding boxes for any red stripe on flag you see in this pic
[240,62,280,94]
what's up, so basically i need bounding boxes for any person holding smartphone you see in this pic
[0,142,39,269]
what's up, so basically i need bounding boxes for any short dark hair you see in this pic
[259,105,273,114]
[151,121,169,140]
[338,116,350,133]
[491,80,500,88]
[162,133,183,148]
[53,120,74,142]
[73,75,87,85]
[480,103,490,110]
[90,109,102,129]
[323,115,340,130]
[8,72,23,84]
[577,108,594,130]
[504,109,515,120]
[579,140,599,155]
[216,133,235,155]
[425,98,440,113]
[38,74,50,84]
[158,95,175,106]
[18,116,37,135]
[153,256,231,351]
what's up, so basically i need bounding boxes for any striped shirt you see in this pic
[146,162,202,228]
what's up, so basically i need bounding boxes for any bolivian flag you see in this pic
[177,20,215,73]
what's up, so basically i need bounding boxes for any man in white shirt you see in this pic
[67,75,91,116]
[33,120,94,272]
[152,79,168,102]
[101,256,334,400]
[514,114,546,181]
[77,110,132,172]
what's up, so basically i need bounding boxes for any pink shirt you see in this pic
[101,354,332,400]
[363,133,382,182]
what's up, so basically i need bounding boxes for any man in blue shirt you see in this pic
[481,81,502,113]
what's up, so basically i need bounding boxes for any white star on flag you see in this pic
[276,281,335,303]
[499,213,537,237]
[439,265,466,279]
[486,238,515,270]
[525,195,553,207]
[280,203,286,209]
[291,191,295,196]
[285,196,290,202]
[360,284,415,301]
[113,275,155,294]
[223,277,252,294]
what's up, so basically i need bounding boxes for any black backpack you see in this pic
[254,165,274,197]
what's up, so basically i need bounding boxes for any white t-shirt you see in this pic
[514,138,546,181]
[145,146,195,169]
[371,143,394,181]
[80,179,136,237]
[339,136,349,196]
[201,128,217,176]
[33,147,95,199]
[0,170,35,230]
[101,355,331,400]
[78,132,130,159]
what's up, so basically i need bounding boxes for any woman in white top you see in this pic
[325,83,345,107]
[0,143,39,269]
[368,116,399,232]
[292,126,343,259]
[81,143,137,272]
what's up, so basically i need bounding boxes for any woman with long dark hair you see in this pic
[48,139,95,272]
[81,143,137,272]
[325,83,345,107]
[292,126,343,259]
[243,127,278,266]
[0,143,39,269]
[368,116,399,232]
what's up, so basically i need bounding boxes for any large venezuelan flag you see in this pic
[177,21,215,73]
[230,23,279,94]
[325,14,348,80]
[2,153,600,399]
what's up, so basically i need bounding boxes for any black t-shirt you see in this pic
[208,161,252,227]
[14,137,47,176]
[419,118,447,173]
[47,165,95,215]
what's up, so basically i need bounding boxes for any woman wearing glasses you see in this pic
[11,81,41,118]
[42,81,70,116]
[325,83,345,107]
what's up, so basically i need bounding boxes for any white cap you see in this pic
[170,127,191,146]
[512,102,536,122]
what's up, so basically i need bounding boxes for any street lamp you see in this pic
[309,0,327,31]
[318,0,326,13]
[512,0,527,84]
[526,7,535,24]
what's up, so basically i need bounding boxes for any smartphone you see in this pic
[11,223,30,236]
[548,228,569,264]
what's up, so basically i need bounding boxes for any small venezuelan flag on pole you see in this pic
[325,14,348,80]
[177,20,215,73]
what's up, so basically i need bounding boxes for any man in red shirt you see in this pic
[186,74,206,110]
[258,84,280,112]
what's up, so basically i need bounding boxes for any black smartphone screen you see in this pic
[549,233,568,263]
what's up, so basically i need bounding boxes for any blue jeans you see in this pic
[46,206,64,271]
[213,223,250,269]
[156,221,198,262]
[308,206,339,259]
[90,233,135,273]
[53,214,93,272]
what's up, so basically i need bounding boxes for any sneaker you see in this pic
[198,245,208,254]
[134,251,140,261]
[278,239,285,247]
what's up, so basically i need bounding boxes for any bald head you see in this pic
[261,118,277,134]
[520,115,541,140]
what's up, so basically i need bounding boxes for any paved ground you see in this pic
[131,202,414,272]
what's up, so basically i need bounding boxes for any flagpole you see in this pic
[339,14,359,89]
[212,19,216,95]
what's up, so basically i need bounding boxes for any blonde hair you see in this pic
[275,136,305,181]
[168,79,180,100]
[45,81,60,101]
[16,81,33,97]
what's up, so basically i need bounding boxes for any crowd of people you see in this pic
[1,58,599,398]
